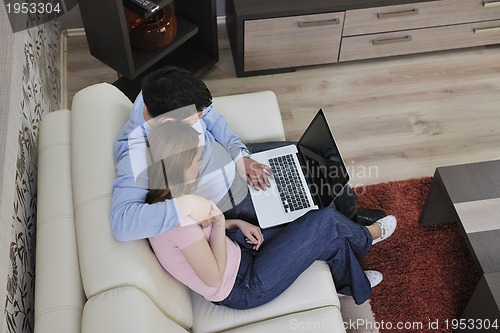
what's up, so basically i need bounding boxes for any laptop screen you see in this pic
[297,110,350,207]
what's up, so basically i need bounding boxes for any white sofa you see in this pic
[34,83,346,333]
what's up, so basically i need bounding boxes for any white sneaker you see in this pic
[371,215,397,245]
[337,270,383,297]
[364,270,383,288]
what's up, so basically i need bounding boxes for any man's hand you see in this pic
[242,157,273,190]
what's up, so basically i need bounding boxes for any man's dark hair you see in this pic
[142,66,212,118]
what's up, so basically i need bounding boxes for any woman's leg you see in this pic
[221,208,373,309]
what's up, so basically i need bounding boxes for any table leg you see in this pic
[418,168,459,226]
[456,273,500,332]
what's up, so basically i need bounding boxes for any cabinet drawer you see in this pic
[340,19,500,62]
[344,0,500,36]
[244,12,344,72]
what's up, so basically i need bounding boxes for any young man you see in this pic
[110,67,271,241]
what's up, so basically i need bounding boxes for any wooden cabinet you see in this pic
[79,0,218,80]
[340,19,500,61]
[343,0,500,36]
[226,0,500,77]
[341,0,500,61]
[244,12,344,72]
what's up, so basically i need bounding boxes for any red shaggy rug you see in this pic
[355,177,481,333]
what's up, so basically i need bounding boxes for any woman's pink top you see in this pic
[149,218,241,302]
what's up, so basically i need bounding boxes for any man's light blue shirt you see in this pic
[110,92,247,241]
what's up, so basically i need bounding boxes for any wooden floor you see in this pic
[64,21,500,187]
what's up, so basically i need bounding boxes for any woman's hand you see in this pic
[227,219,264,250]
[176,194,214,227]
[209,201,225,228]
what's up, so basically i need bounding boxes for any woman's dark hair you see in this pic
[146,121,201,204]
[142,66,212,118]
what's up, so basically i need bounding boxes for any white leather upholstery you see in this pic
[35,110,86,333]
[222,307,345,333]
[71,84,193,329]
[35,83,345,333]
[213,91,285,143]
[82,287,189,333]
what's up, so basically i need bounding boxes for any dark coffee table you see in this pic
[419,160,500,331]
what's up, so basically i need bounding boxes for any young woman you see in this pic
[146,121,397,309]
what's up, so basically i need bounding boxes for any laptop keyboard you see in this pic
[268,154,311,213]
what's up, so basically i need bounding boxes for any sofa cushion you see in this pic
[70,83,193,329]
[82,287,189,333]
[191,261,341,333]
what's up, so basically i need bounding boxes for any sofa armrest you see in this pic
[35,110,86,333]
[212,91,285,143]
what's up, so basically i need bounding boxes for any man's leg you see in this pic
[223,192,259,225]
[229,141,384,226]
[249,141,359,218]
[223,141,296,224]
[246,141,296,154]
[331,184,357,219]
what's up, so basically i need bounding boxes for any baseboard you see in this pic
[60,28,86,109]
[60,30,68,109]
[217,15,226,24]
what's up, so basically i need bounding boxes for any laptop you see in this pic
[249,109,350,228]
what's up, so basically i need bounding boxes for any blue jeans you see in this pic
[217,207,373,309]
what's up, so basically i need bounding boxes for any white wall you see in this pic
[0,5,15,333]
[0,5,61,332]
[217,0,225,16]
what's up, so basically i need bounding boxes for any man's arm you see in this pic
[109,89,206,241]
[202,104,246,160]
[110,93,191,241]
[110,189,178,241]
[111,137,215,241]
[110,128,183,241]
[203,104,273,190]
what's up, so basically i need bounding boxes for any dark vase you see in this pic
[126,6,178,51]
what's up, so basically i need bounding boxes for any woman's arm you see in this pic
[181,203,227,287]
[226,219,264,251]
